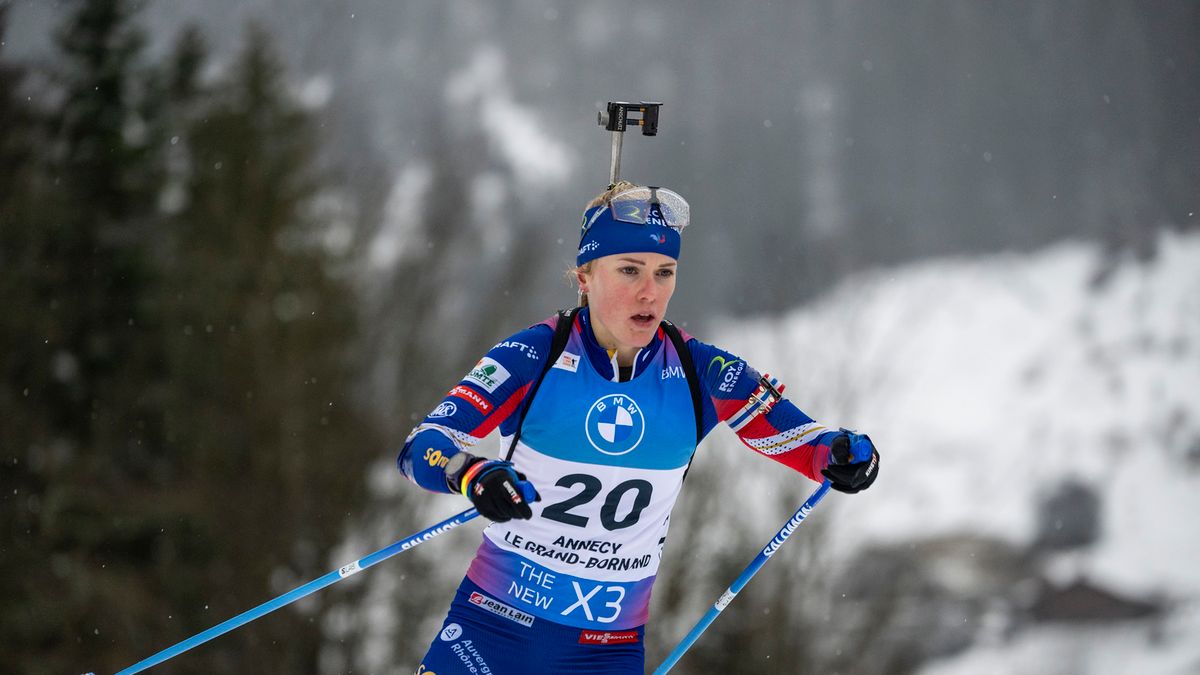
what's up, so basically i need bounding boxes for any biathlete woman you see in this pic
[398,181,880,673]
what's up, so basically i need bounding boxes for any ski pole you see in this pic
[653,480,832,674]
[113,507,480,675]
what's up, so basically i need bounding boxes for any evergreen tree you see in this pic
[149,23,379,670]
[0,7,62,668]
[43,0,166,470]
[3,5,379,672]
[0,1,176,671]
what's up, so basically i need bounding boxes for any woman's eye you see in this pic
[657,269,675,278]
[620,267,638,275]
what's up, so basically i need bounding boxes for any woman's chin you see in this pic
[623,325,656,345]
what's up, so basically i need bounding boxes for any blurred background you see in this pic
[1,1,1197,673]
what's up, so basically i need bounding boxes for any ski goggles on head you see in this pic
[581,186,691,236]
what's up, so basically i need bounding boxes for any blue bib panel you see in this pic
[467,325,696,630]
[523,327,697,470]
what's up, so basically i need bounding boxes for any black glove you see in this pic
[821,431,879,494]
[455,458,539,522]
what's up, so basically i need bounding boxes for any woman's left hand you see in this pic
[821,432,879,494]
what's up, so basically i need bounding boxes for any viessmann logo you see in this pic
[449,385,492,415]
[578,630,639,645]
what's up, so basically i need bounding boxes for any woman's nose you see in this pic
[637,276,656,302]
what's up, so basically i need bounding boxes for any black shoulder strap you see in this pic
[661,319,704,446]
[504,307,580,460]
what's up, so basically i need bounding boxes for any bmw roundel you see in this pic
[585,394,646,456]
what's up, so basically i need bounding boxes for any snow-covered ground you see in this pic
[704,230,1200,673]
[329,231,1199,673]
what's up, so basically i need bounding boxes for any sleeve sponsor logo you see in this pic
[494,340,540,360]
[423,447,450,469]
[448,385,493,415]
[707,356,746,394]
[578,630,639,645]
[553,351,580,373]
[468,591,535,627]
[465,357,511,393]
[429,401,458,418]
[439,623,463,642]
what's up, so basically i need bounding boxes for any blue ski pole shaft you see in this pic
[114,507,480,675]
[654,481,832,675]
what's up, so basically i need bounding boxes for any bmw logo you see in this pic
[585,394,646,456]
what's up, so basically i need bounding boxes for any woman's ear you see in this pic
[576,269,588,293]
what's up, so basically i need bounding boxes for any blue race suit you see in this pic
[399,308,840,673]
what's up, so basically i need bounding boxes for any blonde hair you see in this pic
[567,181,639,307]
[585,180,638,210]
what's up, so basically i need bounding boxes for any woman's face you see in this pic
[579,252,678,353]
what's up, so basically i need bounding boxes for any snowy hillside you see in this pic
[325,231,1199,673]
[698,230,1200,673]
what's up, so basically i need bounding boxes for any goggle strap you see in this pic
[583,205,610,234]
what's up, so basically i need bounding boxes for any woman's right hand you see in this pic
[456,458,540,522]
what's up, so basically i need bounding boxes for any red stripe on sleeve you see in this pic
[471,381,533,438]
[735,417,831,483]
[712,396,744,424]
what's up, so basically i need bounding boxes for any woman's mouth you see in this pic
[630,312,656,328]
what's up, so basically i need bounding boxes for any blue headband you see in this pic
[576,203,682,266]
